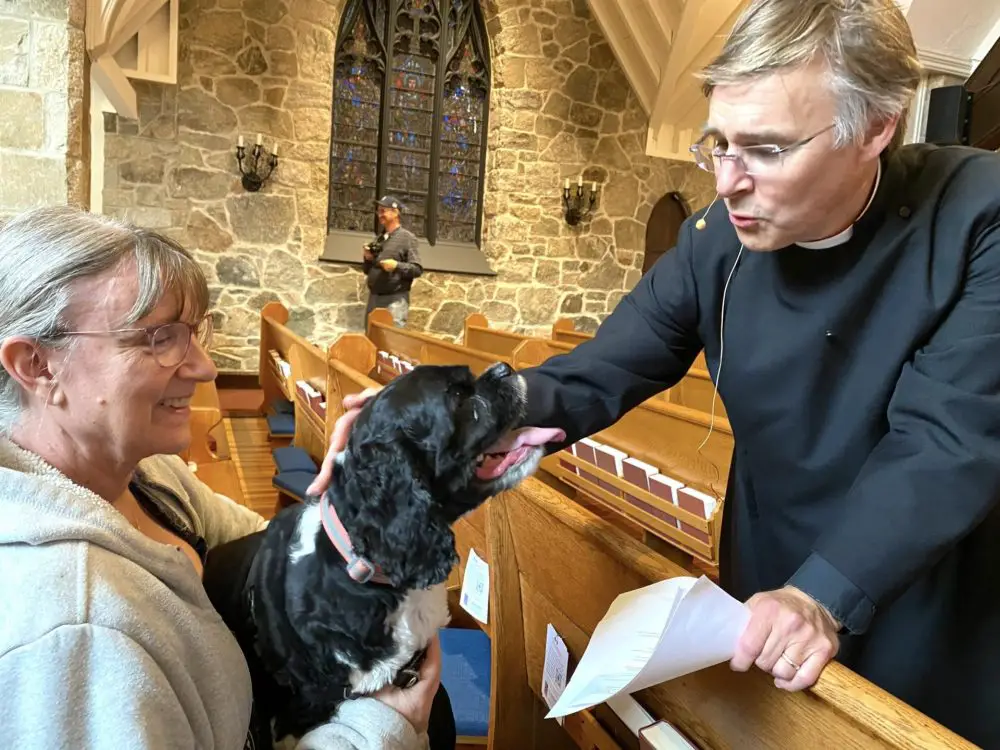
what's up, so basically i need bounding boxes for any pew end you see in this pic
[487,479,974,750]
[287,341,330,465]
[259,302,295,414]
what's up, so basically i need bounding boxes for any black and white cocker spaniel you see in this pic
[204,362,557,748]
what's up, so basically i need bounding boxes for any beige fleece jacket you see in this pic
[0,438,429,750]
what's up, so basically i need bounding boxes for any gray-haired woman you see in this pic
[0,206,440,750]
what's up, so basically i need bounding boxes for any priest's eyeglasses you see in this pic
[689,124,835,176]
[56,314,215,368]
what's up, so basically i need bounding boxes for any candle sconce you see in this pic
[236,133,278,192]
[562,176,598,225]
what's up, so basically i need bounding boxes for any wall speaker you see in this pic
[924,85,972,145]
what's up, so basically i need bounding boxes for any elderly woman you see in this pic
[0,206,439,750]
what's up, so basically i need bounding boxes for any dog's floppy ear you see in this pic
[339,439,458,590]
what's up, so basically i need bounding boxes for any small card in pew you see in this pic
[459,549,490,625]
[542,624,570,726]
[545,576,750,719]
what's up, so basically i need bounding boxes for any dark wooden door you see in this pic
[642,191,690,275]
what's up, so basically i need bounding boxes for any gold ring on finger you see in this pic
[780,653,801,671]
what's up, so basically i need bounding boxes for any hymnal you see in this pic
[593,443,628,496]
[648,474,684,528]
[676,487,718,543]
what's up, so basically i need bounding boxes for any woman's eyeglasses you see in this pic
[57,314,215,368]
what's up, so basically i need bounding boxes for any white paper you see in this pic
[459,548,489,624]
[542,624,570,725]
[546,576,750,719]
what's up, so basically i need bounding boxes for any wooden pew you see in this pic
[258,302,299,413]
[470,314,722,416]
[287,340,332,464]
[464,313,575,359]
[181,380,228,464]
[551,318,594,347]
[176,380,246,505]
[367,308,555,379]
[325,334,380,425]
[552,316,710,373]
[279,333,379,464]
[486,479,975,750]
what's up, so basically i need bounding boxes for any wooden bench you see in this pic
[367,309,555,379]
[325,334,380,425]
[551,318,594,347]
[258,302,298,417]
[181,380,228,464]
[469,314,723,416]
[284,334,378,464]
[180,380,246,505]
[485,479,974,750]
[552,316,710,374]
[464,313,575,359]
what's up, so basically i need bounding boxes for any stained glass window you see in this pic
[328,0,490,245]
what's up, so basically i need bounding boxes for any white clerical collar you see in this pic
[795,160,882,249]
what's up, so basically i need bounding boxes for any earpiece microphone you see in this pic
[696,193,720,230]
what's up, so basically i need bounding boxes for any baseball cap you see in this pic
[375,195,404,211]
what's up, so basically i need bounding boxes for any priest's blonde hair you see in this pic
[700,0,922,152]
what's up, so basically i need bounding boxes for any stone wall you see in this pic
[101,0,714,373]
[0,0,88,222]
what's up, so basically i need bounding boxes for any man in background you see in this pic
[362,196,422,327]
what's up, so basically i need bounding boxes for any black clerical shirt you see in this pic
[520,143,1000,747]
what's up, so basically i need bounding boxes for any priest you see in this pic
[496,1,1000,746]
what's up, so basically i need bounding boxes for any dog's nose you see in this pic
[486,361,514,379]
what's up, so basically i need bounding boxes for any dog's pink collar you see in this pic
[319,493,393,586]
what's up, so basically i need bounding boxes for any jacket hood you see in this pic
[0,437,200,587]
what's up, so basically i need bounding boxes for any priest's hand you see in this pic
[306,387,381,497]
[730,585,840,691]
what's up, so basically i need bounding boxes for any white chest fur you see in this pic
[287,501,451,694]
[348,582,450,694]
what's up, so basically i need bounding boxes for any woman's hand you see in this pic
[374,635,443,735]
[306,387,381,497]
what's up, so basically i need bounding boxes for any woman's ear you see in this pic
[0,337,62,405]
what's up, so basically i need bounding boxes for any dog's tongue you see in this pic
[476,447,528,480]
[475,427,568,480]
[485,426,567,455]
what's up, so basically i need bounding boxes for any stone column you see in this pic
[0,0,87,223]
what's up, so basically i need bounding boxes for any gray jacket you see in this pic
[0,438,428,750]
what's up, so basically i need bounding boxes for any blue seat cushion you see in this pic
[439,627,491,739]
[267,413,295,436]
[272,470,317,501]
[271,398,294,415]
[272,446,318,474]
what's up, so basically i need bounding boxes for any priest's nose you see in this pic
[715,158,754,200]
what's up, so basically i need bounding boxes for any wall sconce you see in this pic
[236,133,278,192]
[563,175,598,225]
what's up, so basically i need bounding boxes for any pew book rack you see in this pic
[542,451,723,565]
